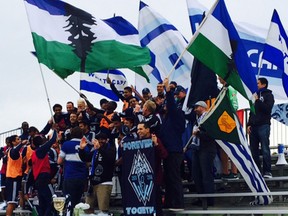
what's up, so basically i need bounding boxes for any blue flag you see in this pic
[186,0,287,100]
[80,69,127,101]
[137,1,193,90]
[262,9,288,97]
[187,0,258,109]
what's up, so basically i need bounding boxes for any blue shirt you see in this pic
[59,138,88,179]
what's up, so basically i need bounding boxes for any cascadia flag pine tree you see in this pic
[24,0,151,80]
[187,0,257,111]
[199,88,273,205]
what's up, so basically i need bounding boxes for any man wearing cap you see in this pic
[79,132,116,216]
[174,85,186,109]
[142,87,152,101]
[159,78,185,210]
[190,101,216,206]
[169,81,177,92]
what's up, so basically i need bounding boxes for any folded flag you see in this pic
[187,0,257,110]
[200,88,273,205]
[24,0,151,79]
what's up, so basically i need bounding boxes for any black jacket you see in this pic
[79,142,116,185]
[248,88,274,126]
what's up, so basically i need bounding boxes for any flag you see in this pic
[272,103,288,126]
[186,0,207,34]
[137,1,193,90]
[24,0,151,80]
[200,88,273,205]
[187,0,257,109]
[261,9,288,97]
[186,0,288,102]
[80,70,127,101]
[186,57,220,109]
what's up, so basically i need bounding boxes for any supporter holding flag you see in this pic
[187,0,258,111]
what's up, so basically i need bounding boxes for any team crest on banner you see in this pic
[129,150,154,206]
[122,139,156,216]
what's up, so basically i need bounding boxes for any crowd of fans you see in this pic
[0,76,274,216]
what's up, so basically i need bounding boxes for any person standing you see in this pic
[158,78,185,210]
[78,132,116,216]
[58,126,88,212]
[0,137,10,210]
[137,122,168,216]
[247,77,275,178]
[31,128,57,216]
[5,135,27,216]
[190,101,217,207]
[218,77,239,179]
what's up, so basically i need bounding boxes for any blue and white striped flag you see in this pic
[186,0,287,101]
[186,0,207,34]
[137,1,193,91]
[262,9,288,97]
[200,88,273,205]
[80,69,127,101]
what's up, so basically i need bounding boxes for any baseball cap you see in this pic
[142,88,150,94]
[174,85,185,95]
[194,101,207,109]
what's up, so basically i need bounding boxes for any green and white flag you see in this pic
[199,88,273,205]
[24,0,151,80]
[187,0,257,111]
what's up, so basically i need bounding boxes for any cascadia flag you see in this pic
[262,9,288,97]
[24,0,151,79]
[187,0,257,109]
[138,1,193,90]
[80,69,127,101]
[200,88,273,205]
[186,0,287,101]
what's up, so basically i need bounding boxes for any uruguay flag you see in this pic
[80,69,127,101]
[138,1,193,90]
[262,10,288,97]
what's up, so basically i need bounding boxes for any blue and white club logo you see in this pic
[128,150,154,206]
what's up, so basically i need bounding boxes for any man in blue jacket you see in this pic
[158,78,185,211]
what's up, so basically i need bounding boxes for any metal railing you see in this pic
[0,128,21,146]
[0,112,287,148]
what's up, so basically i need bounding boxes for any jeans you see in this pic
[249,124,271,174]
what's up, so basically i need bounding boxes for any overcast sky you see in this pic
[0,0,287,134]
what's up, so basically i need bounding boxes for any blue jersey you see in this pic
[59,138,88,179]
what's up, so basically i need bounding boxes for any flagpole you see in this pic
[256,56,263,79]
[167,0,219,79]
[23,4,55,121]
[38,63,55,120]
